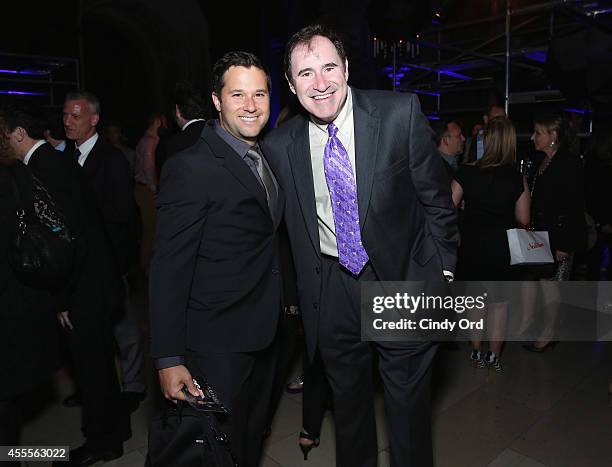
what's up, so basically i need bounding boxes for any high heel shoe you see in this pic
[298,431,320,460]
[522,341,557,353]
[469,349,486,369]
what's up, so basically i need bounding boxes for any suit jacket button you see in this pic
[315,267,320,274]
[313,302,318,309]
[272,268,279,275]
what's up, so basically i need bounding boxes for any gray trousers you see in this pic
[114,276,146,393]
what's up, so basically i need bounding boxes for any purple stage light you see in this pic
[0,68,50,76]
[525,51,548,63]
[406,63,473,81]
[402,89,441,97]
[563,108,590,115]
[0,90,47,96]
[438,69,473,80]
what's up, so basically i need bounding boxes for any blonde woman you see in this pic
[451,117,530,370]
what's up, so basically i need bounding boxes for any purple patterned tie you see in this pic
[323,123,369,275]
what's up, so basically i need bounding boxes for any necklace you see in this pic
[531,153,555,197]
[538,154,554,175]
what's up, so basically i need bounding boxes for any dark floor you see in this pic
[18,277,612,467]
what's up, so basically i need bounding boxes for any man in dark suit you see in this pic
[63,92,147,413]
[150,51,283,467]
[262,25,458,467]
[155,82,206,173]
[0,104,129,466]
[432,119,465,180]
[463,104,506,164]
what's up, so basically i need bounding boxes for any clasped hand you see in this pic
[158,364,204,403]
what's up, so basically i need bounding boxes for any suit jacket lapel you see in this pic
[272,185,285,230]
[82,139,103,177]
[352,89,380,229]
[202,126,271,219]
[288,119,320,255]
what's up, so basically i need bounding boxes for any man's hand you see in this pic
[158,365,204,403]
[57,311,73,330]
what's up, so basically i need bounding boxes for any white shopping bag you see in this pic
[506,229,554,265]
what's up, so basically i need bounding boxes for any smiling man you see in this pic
[149,51,283,467]
[262,25,458,467]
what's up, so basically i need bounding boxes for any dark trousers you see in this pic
[186,341,278,467]
[318,256,437,467]
[67,303,129,452]
[267,313,300,429]
[302,350,330,438]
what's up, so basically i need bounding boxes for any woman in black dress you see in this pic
[451,117,530,371]
[521,112,586,352]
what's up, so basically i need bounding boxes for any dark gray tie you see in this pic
[74,148,81,162]
[246,148,277,219]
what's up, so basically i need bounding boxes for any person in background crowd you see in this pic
[452,117,530,371]
[135,114,164,195]
[463,104,506,164]
[433,119,466,180]
[134,113,165,274]
[263,24,458,467]
[0,109,60,467]
[155,82,206,174]
[0,104,130,466]
[522,111,586,353]
[43,110,67,151]
[62,91,147,453]
[584,123,612,281]
[103,121,136,175]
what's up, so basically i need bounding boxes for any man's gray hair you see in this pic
[64,90,101,114]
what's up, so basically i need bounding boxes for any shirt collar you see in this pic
[55,140,66,152]
[213,120,253,158]
[76,132,99,156]
[310,87,353,136]
[22,140,47,165]
[439,151,458,168]
[182,118,206,131]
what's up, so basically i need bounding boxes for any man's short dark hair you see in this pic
[211,51,271,97]
[64,90,101,114]
[0,103,45,140]
[284,24,347,83]
[431,120,455,147]
[174,82,205,120]
[486,104,505,119]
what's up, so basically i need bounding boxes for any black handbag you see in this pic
[147,380,238,467]
[8,167,76,290]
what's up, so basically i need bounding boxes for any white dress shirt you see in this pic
[308,88,356,257]
[22,140,47,166]
[75,133,99,167]
[181,118,206,131]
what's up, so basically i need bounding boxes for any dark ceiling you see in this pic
[1,0,611,140]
